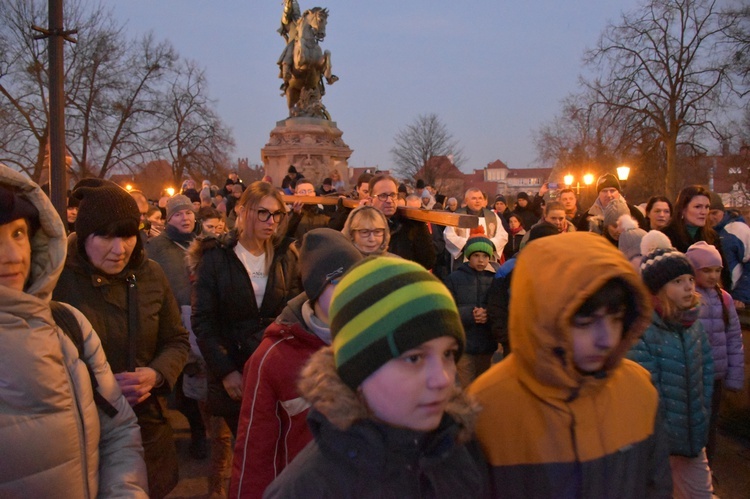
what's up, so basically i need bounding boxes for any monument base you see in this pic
[261,117,353,187]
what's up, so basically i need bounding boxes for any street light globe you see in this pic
[166,187,175,197]
[125,184,133,191]
[617,165,631,181]
[564,174,574,186]
[583,173,594,186]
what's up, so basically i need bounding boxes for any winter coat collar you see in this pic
[298,347,478,444]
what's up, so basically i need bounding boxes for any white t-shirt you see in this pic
[234,243,268,308]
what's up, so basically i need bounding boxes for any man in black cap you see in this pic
[510,192,540,230]
[492,194,511,233]
[579,173,645,231]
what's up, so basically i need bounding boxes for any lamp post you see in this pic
[616,165,631,195]
[563,173,595,195]
[563,173,595,208]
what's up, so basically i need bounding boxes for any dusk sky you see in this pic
[109,0,641,174]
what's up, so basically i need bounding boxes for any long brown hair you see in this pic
[235,181,289,272]
[663,185,716,249]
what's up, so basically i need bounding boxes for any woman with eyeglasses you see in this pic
[341,205,394,257]
[191,181,302,435]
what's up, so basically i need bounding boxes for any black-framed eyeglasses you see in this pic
[251,208,286,223]
[374,192,397,202]
[352,228,385,238]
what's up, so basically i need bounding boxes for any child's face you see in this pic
[663,274,696,309]
[695,266,721,289]
[360,336,458,432]
[468,252,489,271]
[570,306,624,373]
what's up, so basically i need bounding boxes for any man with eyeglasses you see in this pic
[286,178,330,241]
[368,174,436,269]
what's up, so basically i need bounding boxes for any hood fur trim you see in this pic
[298,347,479,442]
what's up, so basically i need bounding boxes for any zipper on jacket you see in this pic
[679,331,695,456]
[60,331,92,499]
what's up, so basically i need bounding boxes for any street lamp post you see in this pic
[617,165,631,195]
[563,173,595,195]
[563,173,595,208]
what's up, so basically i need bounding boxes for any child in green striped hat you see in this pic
[264,257,488,498]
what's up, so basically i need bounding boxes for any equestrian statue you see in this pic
[277,0,338,120]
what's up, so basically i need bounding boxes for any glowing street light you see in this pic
[125,184,133,191]
[563,173,594,196]
[616,165,631,182]
[166,187,175,197]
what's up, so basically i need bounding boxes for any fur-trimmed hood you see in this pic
[298,347,479,443]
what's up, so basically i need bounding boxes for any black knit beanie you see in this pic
[596,173,621,193]
[74,182,140,248]
[300,228,363,302]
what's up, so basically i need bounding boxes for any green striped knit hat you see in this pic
[463,236,495,258]
[330,257,465,390]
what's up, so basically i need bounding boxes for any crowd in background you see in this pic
[1,161,746,498]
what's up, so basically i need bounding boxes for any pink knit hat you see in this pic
[685,241,722,270]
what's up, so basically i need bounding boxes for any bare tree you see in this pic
[723,2,750,98]
[0,0,50,180]
[583,0,734,198]
[0,0,184,182]
[156,59,235,186]
[390,113,465,181]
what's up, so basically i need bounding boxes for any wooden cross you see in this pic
[282,195,478,228]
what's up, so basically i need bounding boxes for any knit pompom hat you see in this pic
[463,236,495,258]
[618,215,647,261]
[685,241,723,270]
[640,230,672,257]
[603,198,630,227]
[640,247,695,294]
[329,257,465,390]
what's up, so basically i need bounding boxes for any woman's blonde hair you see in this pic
[341,205,390,255]
[236,181,290,271]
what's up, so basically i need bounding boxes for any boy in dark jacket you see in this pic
[445,236,499,387]
[265,257,488,498]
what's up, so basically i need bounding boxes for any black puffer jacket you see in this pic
[264,348,488,499]
[190,231,301,416]
[445,263,497,355]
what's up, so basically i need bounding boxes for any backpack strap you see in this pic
[50,301,119,418]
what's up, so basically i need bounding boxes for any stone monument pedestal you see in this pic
[261,117,353,187]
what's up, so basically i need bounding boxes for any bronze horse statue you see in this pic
[278,7,337,119]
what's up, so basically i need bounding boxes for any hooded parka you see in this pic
[469,232,672,498]
[0,164,148,497]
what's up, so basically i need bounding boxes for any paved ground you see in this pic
[164,407,750,499]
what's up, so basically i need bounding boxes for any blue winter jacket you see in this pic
[626,312,714,458]
[714,211,750,303]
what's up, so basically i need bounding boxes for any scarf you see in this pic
[165,224,196,250]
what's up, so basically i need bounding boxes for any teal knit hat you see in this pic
[330,257,465,389]
[463,236,495,258]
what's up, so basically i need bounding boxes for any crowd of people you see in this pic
[1,162,746,498]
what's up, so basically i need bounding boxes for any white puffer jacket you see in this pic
[0,165,148,498]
